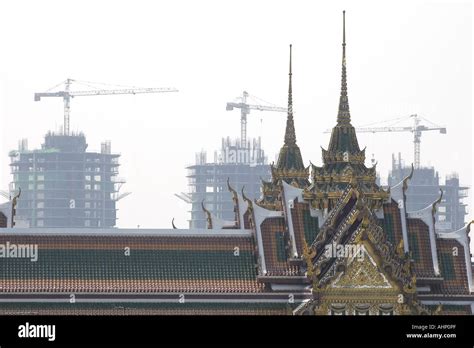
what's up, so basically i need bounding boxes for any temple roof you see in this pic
[308,11,383,201]
[0,233,264,294]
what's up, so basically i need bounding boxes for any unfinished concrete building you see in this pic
[387,153,469,232]
[9,132,123,228]
[181,137,271,229]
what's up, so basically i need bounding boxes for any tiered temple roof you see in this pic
[259,45,310,210]
[305,11,388,212]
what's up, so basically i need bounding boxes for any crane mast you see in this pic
[240,91,249,147]
[34,78,179,135]
[226,91,287,148]
[63,79,72,135]
[413,115,422,170]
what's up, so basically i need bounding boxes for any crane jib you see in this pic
[34,80,178,135]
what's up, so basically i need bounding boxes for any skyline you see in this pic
[0,0,472,230]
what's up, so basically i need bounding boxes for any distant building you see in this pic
[182,136,271,228]
[387,153,469,232]
[9,132,124,228]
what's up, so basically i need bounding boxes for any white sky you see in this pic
[0,0,472,237]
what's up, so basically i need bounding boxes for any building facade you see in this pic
[387,154,469,232]
[9,132,123,228]
[184,137,270,228]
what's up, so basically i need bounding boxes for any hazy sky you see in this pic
[0,0,472,234]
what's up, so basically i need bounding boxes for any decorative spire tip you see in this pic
[343,11,346,46]
[284,44,296,145]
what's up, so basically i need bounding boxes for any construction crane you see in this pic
[0,190,10,201]
[324,114,446,169]
[226,91,287,148]
[35,78,179,135]
[174,192,192,204]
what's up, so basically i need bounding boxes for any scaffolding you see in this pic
[184,137,271,228]
[387,153,469,232]
[9,132,123,228]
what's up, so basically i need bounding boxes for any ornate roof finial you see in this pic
[201,200,213,229]
[432,189,444,217]
[284,44,297,145]
[402,163,415,195]
[226,177,237,195]
[467,220,474,236]
[337,10,351,125]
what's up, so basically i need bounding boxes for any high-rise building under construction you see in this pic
[9,132,123,228]
[178,89,285,229]
[387,153,468,232]
[179,137,271,229]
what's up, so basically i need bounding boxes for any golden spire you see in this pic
[273,44,308,188]
[337,10,351,125]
